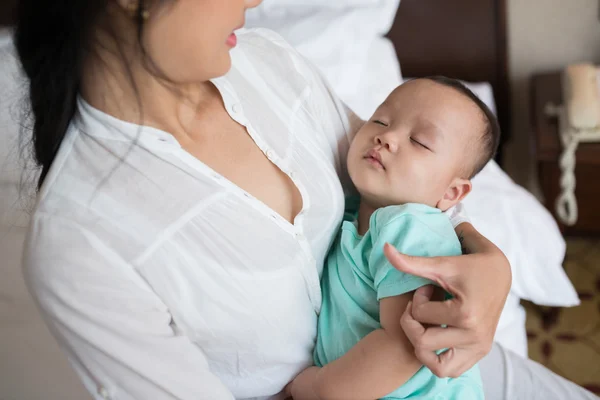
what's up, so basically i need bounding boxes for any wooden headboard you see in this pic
[0,0,17,26]
[388,0,510,159]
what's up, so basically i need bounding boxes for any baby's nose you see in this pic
[375,135,398,153]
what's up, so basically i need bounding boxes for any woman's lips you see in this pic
[226,32,237,47]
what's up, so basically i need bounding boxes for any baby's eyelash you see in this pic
[372,120,389,127]
[411,137,431,151]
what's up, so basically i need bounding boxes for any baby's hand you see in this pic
[287,366,321,400]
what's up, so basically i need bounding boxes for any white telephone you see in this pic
[546,63,600,226]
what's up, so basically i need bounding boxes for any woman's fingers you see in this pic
[383,244,444,281]
[400,301,426,339]
[410,297,464,326]
[402,298,474,372]
[401,300,453,355]
[390,226,512,376]
[411,326,473,352]
[413,285,435,304]
[410,285,462,326]
[384,243,442,282]
[384,243,458,295]
[402,287,481,378]
[434,348,481,378]
[415,347,479,378]
[406,285,463,327]
[414,347,444,375]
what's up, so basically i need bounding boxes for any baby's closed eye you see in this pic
[410,137,431,151]
[373,119,389,127]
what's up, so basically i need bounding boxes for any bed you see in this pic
[0,1,579,399]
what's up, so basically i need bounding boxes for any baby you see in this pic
[287,76,500,400]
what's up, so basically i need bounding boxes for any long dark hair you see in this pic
[14,0,152,189]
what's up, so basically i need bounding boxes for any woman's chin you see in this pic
[209,54,233,80]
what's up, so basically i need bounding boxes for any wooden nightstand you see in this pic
[531,72,600,236]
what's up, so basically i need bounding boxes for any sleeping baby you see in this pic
[287,76,500,400]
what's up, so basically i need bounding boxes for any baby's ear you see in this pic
[436,178,472,211]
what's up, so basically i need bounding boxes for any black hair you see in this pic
[14,0,154,190]
[422,75,501,178]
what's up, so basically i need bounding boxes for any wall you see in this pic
[506,0,600,193]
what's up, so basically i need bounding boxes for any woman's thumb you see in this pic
[384,243,441,282]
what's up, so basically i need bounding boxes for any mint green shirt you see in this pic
[314,202,484,399]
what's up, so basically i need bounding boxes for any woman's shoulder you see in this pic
[236,27,294,51]
[29,126,189,264]
[232,28,320,88]
[235,28,301,62]
[232,28,363,148]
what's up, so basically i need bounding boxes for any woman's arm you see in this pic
[24,215,234,400]
[384,222,512,378]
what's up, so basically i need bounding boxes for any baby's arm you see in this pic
[289,209,459,400]
[288,294,421,400]
[309,294,420,400]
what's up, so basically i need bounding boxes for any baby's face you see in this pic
[347,79,483,210]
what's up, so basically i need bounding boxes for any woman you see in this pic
[15,0,510,399]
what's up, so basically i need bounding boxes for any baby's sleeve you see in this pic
[368,207,462,300]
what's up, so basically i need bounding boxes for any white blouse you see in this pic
[23,28,467,400]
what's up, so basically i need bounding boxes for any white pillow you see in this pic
[465,156,578,307]
[0,29,22,183]
[246,0,402,119]
[460,81,497,115]
[0,30,34,229]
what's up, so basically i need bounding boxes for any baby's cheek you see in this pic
[411,164,444,205]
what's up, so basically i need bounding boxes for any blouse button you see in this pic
[295,232,305,241]
[231,103,241,114]
[266,149,275,160]
[98,387,110,399]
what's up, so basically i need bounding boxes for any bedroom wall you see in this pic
[506,0,600,193]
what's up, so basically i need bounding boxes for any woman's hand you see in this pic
[383,222,511,378]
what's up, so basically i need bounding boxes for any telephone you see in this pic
[545,63,600,226]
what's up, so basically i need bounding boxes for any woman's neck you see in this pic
[80,28,219,143]
[357,199,378,236]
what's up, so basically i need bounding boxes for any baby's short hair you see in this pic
[422,76,501,178]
